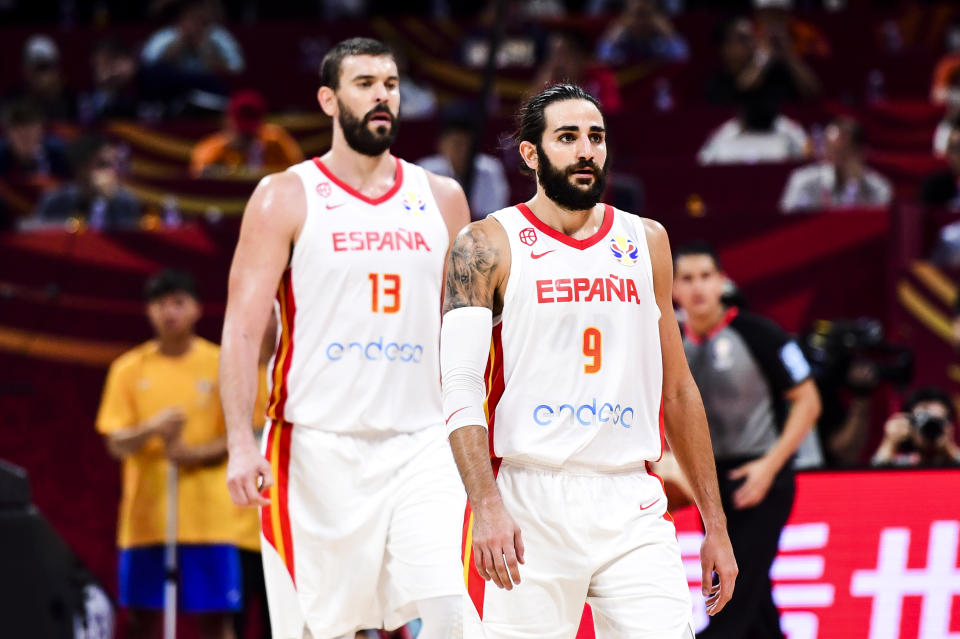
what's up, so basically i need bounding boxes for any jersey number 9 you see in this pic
[583,327,602,374]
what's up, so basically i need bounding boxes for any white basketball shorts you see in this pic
[260,421,467,639]
[464,461,694,639]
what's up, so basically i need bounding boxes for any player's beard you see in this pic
[535,145,608,211]
[337,100,398,157]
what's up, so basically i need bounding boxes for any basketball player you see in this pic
[439,84,738,638]
[219,38,471,639]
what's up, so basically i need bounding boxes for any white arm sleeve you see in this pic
[440,306,493,436]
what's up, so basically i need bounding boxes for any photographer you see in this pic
[871,387,960,467]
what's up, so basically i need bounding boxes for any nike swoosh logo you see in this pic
[326,202,346,210]
[445,406,469,425]
[639,497,661,511]
[530,250,555,259]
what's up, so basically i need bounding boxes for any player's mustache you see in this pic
[566,160,601,176]
[363,104,395,123]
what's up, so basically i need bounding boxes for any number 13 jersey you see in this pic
[486,203,663,472]
[266,157,449,434]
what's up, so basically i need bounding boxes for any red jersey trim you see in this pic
[515,202,613,250]
[683,306,740,346]
[312,156,403,205]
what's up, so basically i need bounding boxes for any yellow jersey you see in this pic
[96,337,258,549]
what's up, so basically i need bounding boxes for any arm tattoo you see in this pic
[443,225,499,313]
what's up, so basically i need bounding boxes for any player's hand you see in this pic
[700,526,738,616]
[226,440,273,507]
[728,455,778,510]
[471,498,524,591]
[149,408,186,441]
[166,439,202,468]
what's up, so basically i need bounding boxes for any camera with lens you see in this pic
[910,410,948,443]
[803,318,913,390]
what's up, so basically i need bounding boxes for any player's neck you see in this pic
[525,192,604,239]
[156,334,194,357]
[687,305,728,337]
[319,144,396,196]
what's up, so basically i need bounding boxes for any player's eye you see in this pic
[589,134,604,143]
[559,133,575,142]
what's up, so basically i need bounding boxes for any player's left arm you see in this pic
[644,218,738,616]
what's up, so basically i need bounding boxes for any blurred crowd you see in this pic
[3,1,960,636]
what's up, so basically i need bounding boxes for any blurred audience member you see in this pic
[417,107,508,220]
[142,0,244,77]
[533,30,622,113]
[930,19,960,106]
[78,38,142,124]
[921,124,960,209]
[460,1,548,70]
[934,85,960,157]
[780,117,891,212]
[392,45,437,121]
[191,90,303,177]
[0,99,70,183]
[705,15,820,106]
[871,387,960,467]
[698,97,808,165]
[4,35,75,121]
[754,0,831,60]
[595,0,688,64]
[96,269,244,639]
[29,137,140,230]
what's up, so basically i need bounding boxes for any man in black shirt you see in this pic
[674,242,821,639]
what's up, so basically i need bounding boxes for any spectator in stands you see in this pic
[417,106,508,220]
[780,116,892,212]
[921,124,960,209]
[460,1,548,70]
[532,30,622,114]
[96,269,246,639]
[78,38,142,124]
[930,19,960,106]
[391,44,437,121]
[0,99,70,183]
[595,0,688,64]
[3,35,76,121]
[933,75,960,157]
[704,14,820,106]
[673,241,821,639]
[871,386,960,467]
[142,0,244,77]
[191,90,303,177]
[698,95,808,165]
[29,136,140,230]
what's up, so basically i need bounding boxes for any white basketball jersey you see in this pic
[266,157,449,434]
[486,204,663,472]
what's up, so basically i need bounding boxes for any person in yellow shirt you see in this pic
[97,269,243,639]
[190,89,304,178]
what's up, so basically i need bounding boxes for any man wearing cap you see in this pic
[190,90,303,178]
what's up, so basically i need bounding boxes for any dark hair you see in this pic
[673,241,723,271]
[92,37,130,59]
[319,37,394,90]
[2,99,43,128]
[831,116,865,149]
[904,386,956,424]
[144,269,198,302]
[67,136,112,172]
[513,83,602,148]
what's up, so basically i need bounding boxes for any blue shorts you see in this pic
[118,544,242,613]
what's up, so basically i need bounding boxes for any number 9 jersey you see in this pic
[266,157,449,434]
[486,203,663,472]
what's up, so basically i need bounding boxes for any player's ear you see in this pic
[317,87,337,117]
[519,140,538,172]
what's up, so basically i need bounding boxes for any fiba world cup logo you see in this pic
[609,236,640,266]
[519,227,537,246]
[317,182,331,198]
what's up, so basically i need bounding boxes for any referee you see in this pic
[673,242,821,639]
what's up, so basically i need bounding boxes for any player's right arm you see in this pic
[441,218,524,591]
[221,170,305,507]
